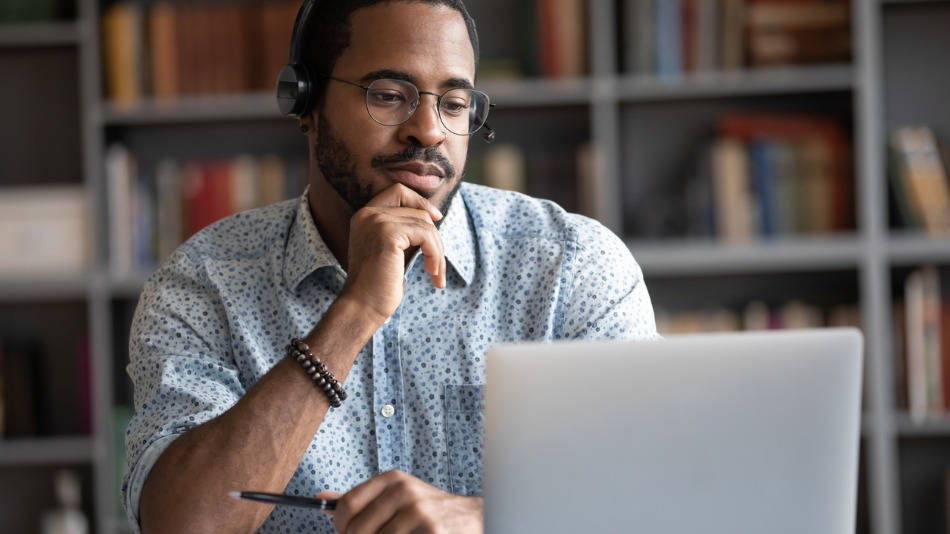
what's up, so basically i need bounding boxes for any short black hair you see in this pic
[299,0,479,105]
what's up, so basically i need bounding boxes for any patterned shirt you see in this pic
[123,183,658,532]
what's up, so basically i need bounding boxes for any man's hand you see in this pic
[318,470,483,534]
[340,184,446,324]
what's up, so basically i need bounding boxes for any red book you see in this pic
[535,0,561,78]
[182,161,233,238]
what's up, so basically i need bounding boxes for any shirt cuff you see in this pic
[124,433,181,532]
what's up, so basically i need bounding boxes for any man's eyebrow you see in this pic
[444,77,474,90]
[359,69,416,85]
[358,70,474,90]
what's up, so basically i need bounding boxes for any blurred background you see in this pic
[0,0,949,532]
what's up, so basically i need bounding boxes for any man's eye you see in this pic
[370,91,406,105]
[441,100,469,115]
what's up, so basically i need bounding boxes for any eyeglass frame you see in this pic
[319,75,495,137]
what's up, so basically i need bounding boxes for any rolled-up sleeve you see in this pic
[122,248,245,530]
[558,218,659,341]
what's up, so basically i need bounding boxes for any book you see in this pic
[749,140,778,237]
[106,144,135,275]
[905,266,944,422]
[576,143,603,219]
[905,268,928,421]
[0,186,89,275]
[0,0,58,22]
[634,0,656,75]
[108,148,293,271]
[716,113,852,235]
[720,0,745,69]
[890,126,950,235]
[553,0,586,78]
[102,2,145,106]
[484,144,527,194]
[745,0,851,66]
[693,0,719,72]
[710,137,754,241]
[104,0,299,101]
[656,0,683,77]
[0,340,44,437]
[149,2,178,99]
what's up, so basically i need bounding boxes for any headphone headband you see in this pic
[277,0,319,118]
[288,0,317,66]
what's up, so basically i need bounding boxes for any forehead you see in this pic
[334,2,476,84]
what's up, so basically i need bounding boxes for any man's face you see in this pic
[309,1,475,216]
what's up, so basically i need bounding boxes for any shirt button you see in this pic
[380,404,395,418]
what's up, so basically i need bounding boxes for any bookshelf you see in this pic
[0,0,949,533]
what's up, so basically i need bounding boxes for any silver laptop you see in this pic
[483,328,863,534]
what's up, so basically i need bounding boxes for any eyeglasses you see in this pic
[324,76,493,136]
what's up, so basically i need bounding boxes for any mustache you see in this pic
[370,145,456,180]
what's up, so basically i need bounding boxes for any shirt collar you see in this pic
[283,188,340,292]
[439,187,476,286]
[283,185,477,293]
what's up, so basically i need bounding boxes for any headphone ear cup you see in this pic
[276,63,313,118]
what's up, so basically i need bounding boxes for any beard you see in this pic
[312,112,463,224]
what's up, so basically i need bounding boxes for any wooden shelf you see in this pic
[97,65,855,126]
[618,64,854,102]
[894,413,950,437]
[0,436,94,465]
[0,273,91,301]
[478,77,592,107]
[887,233,950,265]
[0,22,79,48]
[101,92,281,125]
[628,235,863,276]
[108,272,151,299]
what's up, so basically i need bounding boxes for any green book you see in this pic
[0,0,59,23]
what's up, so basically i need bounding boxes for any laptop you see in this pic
[483,328,863,534]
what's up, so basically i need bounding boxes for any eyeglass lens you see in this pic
[364,79,490,135]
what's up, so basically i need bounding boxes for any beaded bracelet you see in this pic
[287,338,347,408]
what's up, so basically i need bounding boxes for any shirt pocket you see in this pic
[443,383,485,496]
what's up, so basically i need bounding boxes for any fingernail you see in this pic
[430,205,444,219]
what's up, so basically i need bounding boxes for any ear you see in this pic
[299,113,316,135]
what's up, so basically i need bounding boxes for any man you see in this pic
[124,1,658,532]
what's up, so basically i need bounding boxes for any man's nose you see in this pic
[397,95,447,148]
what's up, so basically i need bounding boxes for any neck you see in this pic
[308,176,354,270]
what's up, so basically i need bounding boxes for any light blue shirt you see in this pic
[123,183,658,532]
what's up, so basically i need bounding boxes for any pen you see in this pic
[229,491,337,511]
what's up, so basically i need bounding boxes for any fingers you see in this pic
[374,215,444,288]
[366,183,443,222]
[329,471,397,533]
[340,481,417,534]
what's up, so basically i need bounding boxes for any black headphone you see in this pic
[276,0,495,143]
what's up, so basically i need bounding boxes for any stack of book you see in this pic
[890,125,950,236]
[0,0,62,22]
[0,186,88,276]
[479,0,587,79]
[466,142,598,218]
[894,266,950,423]
[695,113,852,241]
[102,0,298,105]
[106,145,300,275]
[0,338,91,438]
[623,0,851,76]
[656,300,860,335]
